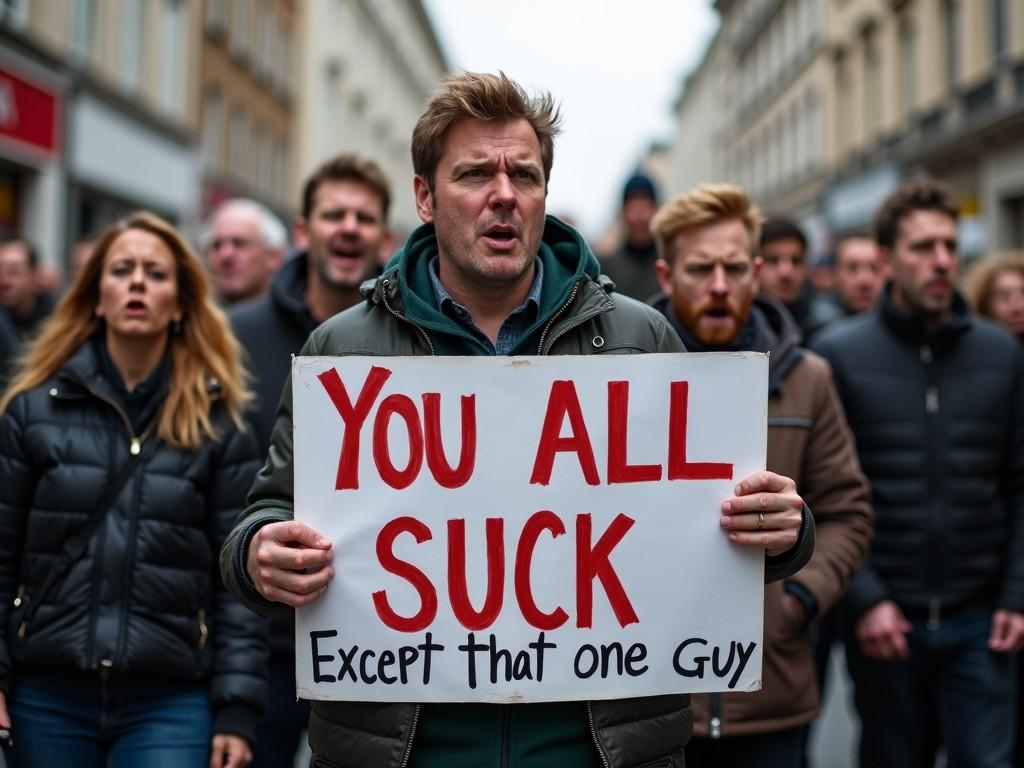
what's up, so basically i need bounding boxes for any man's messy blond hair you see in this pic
[412,71,562,190]
[650,183,763,263]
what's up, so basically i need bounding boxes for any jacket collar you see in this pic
[878,281,972,348]
[361,216,604,355]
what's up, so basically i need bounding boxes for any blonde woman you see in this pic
[0,212,266,768]
[964,251,1024,342]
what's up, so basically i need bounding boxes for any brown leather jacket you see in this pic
[657,295,872,738]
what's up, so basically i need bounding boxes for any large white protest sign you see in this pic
[293,352,767,703]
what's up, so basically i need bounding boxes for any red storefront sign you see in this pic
[0,65,60,156]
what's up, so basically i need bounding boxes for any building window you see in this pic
[992,0,1006,61]
[836,55,852,154]
[71,0,96,60]
[206,0,225,36]
[230,0,250,59]
[0,0,28,29]
[945,0,959,89]
[864,30,881,137]
[160,0,185,118]
[899,18,916,118]
[809,91,822,170]
[229,106,248,180]
[202,87,224,171]
[121,0,145,93]
[788,106,799,179]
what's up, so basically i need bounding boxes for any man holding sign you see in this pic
[221,72,813,768]
[650,184,872,767]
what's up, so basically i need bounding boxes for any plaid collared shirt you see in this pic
[428,256,544,355]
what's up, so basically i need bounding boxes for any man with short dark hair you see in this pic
[229,154,394,768]
[831,236,883,315]
[651,183,871,768]
[759,219,840,339]
[814,178,1024,768]
[202,199,287,305]
[0,238,53,340]
[600,172,662,302]
[220,72,814,768]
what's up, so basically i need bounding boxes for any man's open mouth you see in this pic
[483,224,519,241]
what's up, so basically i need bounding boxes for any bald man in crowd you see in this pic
[203,199,287,306]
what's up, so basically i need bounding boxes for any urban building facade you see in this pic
[0,0,200,272]
[670,0,1024,260]
[199,0,296,222]
[295,0,447,237]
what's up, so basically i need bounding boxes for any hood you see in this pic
[268,250,318,336]
[374,215,601,355]
[651,292,803,394]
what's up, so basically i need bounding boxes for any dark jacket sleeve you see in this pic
[765,503,815,583]
[206,418,270,742]
[785,357,873,613]
[220,335,322,619]
[999,345,1024,613]
[0,395,31,694]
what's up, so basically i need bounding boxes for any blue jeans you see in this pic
[846,611,1017,768]
[8,671,212,768]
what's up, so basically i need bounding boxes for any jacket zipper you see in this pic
[381,278,437,356]
[397,703,421,768]
[537,281,581,353]
[14,584,25,638]
[198,608,208,650]
[500,705,511,768]
[82,387,156,668]
[586,702,612,768]
[538,282,616,355]
[920,344,944,630]
[113,443,145,669]
[709,693,722,738]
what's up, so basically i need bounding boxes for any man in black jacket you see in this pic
[0,307,16,385]
[813,179,1024,768]
[230,153,393,767]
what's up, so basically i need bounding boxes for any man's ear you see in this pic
[879,246,893,274]
[752,256,763,295]
[269,248,285,272]
[293,216,309,251]
[413,175,434,224]
[377,231,396,268]
[654,258,673,296]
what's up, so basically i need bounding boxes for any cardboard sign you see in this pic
[293,352,767,703]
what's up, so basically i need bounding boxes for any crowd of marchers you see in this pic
[0,70,1021,768]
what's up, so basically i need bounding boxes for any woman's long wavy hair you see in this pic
[0,211,251,450]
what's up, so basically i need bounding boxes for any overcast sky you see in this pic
[420,0,719,240]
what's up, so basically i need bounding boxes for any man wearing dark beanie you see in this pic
[600,172,663,301]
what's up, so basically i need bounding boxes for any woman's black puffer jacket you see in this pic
[0,340,268,740]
